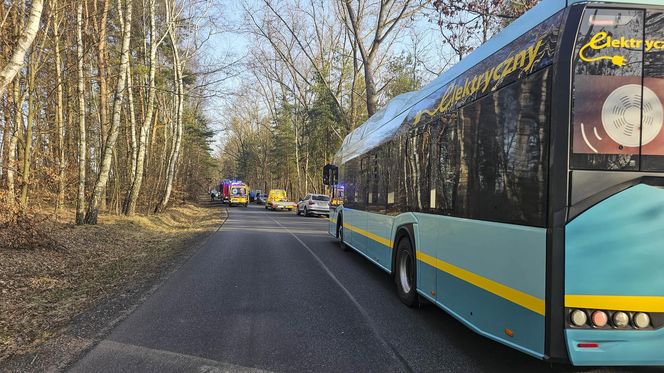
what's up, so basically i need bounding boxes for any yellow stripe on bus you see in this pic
[416,251,546,316]
[343,223,394,249]
[565,295,664,313]
[339,222,544,316]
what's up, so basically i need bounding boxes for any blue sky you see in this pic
[202,1,455,149]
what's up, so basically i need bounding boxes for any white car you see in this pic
[296,194,330,217]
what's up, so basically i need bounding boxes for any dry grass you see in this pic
[0,202,224,363]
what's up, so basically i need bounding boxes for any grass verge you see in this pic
[0,201,224,364]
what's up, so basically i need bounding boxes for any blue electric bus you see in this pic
[327,0,664,366]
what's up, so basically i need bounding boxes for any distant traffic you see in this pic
[210,179,331,218]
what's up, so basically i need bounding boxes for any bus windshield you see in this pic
[571,8,664,171]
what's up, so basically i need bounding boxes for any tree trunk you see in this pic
[362,60,378,117]
[76,0,87,225]
[1,87,13,183]
[0,0,44,97]
[125,0,156,215]
[156,19,183,213]
[54,2,66,213]
[85,0,133,224]
[126,61,138,187]
[96,0,110,211]
[19,57,36,205]
[5,81,21,205]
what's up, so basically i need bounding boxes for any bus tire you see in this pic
[395,237,417,307]
[337,219,349,251]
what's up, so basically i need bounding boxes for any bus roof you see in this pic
[334,0,663,164]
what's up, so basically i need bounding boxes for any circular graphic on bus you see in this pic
[601,84,663,148]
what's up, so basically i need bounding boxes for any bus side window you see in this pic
[344,158,358,209]
[436,112,461,216]
[386,137,403,216]
[459,68,551,227]
[359,155,368,211]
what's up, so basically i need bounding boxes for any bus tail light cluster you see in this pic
[569,309,651,329]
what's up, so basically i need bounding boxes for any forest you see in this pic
[217,0,537,200]
[0,0,222,228]
[0,0,537,222]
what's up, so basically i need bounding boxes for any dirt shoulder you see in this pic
[0,201,227,371]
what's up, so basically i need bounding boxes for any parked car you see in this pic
[252,189,262,203]
[297,194,330,217]
[255,193,267,205]
[266,189,296,211]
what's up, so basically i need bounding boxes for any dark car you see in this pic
[255,193,267,205]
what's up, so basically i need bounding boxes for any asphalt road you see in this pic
[69,204,643,373]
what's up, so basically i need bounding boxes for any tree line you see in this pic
[218,0,536,200]
[0,0,219,224]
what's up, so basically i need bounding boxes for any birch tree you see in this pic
[156,0,183,212]
[125,0,157,215]
[52,0,65,213]
[0,0,44,96]
[75,0,86,224]
[85,0,133,224]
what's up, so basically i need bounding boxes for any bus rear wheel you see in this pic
[395,237,417,307]
[337,221,349,251]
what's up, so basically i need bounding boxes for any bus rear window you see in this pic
[571,8,664,171]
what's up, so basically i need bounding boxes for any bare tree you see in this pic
[85,0,133,224]
[125,0,157,215]
[0,0,44,96]
[432,0,538,60]
[341,0,423,116]
[156,0,183,212]
[52,0,65,214]
[75,0,86,224]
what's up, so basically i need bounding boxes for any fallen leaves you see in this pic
[0,202,223,363]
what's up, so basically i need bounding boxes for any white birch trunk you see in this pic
[0,0,43,97]
[156,16,183,212]
[53,1,65,213]
[125,0,156,215]
[85,0,133,224]
[75,0,86,225]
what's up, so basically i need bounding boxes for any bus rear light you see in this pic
[633,312,651,329]
[591,311,608,327]
[612,311,629,328]
[570,310,588,327]
[577,342,600,348]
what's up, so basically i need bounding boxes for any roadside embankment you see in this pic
[0,201,226,368]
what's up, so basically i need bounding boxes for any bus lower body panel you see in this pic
[329,207,549,358]
[565,183,664,365]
